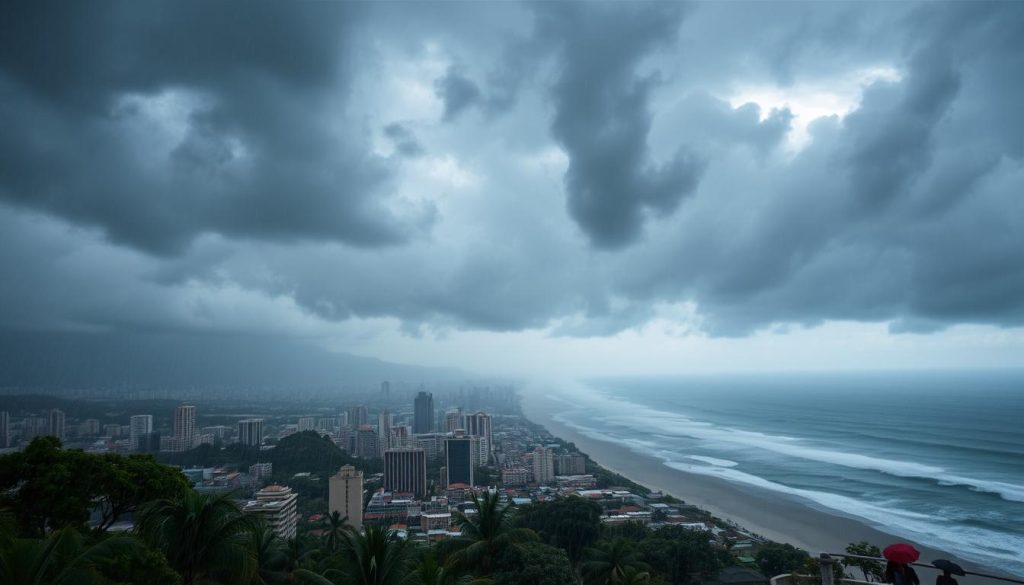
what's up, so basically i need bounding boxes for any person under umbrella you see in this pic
[933,559,965,585]
[884,544,921,585]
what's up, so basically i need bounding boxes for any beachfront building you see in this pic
[243,484,298,539]
[557,452,587,475]
[533,446,555,484]
[329,465,364,530]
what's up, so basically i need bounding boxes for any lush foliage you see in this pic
[756,542,810,578]
[0,436,190,536]
[492,541,579,585]
[451,491,538,576]
[844,541,884,582]
[516,496,603,566]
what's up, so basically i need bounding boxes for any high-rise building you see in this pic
[444,408,464,433]
[238,418,264,447]
[348,406,368,428]
[243,485,298,539]
[381,380,390,400]
[384,447,427,499]
[532,447,554,485]
[391,425,410,448]
[79,419,100,436]
[48,409,66,440]
[173,405,197,451]
[377,409,392,454]
[129,415,153,451]
[103,423,121,438]
[445,434,474,487]
[0,411,8,448]
[465,411,493,461]
[557,453,587,476]
[329,465,364,530]
[295,417,315,432]
[355,426,380,459]
[138,431,161,453]
[413,391,433,434]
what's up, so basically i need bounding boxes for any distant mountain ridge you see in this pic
[0,330,462,391]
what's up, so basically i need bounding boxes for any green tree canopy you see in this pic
[843,542,884,582]
[516,496,603,566]
[755,543,810,578]
[0,437,189,536]
[451,491,538,576]
[639,527,729,585]
[136,490,257,585]
[491,541,579,585]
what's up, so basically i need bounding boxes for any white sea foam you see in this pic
[563,415,1024,577]
[552,381,1024,504]
[687,455,739,467]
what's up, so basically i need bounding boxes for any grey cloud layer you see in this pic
[1,1,1022,339]
[0,1,430,255]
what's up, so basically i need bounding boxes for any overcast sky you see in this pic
[2,1,1023,377]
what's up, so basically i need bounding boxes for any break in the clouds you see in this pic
[1,1,1023,367]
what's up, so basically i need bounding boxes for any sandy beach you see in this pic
[521,387,1013,584]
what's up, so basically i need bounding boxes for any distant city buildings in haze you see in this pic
[384,447,427,499]
[466,411,493,460]
[0,411,9,448]
[298,417,316,432]
[444,408,464,433]
[329,465,363,531]
[348,405,368,428]
[238,418,264,447]
[48,409,65,440]
[129,415,152,451]
[414,391,434,434]
[172,404,196,451]
[355,426,380,459]
[378,409,392,454]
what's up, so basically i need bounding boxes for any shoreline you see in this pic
[519,387,1012,583]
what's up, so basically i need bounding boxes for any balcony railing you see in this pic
[816,553,1024,585]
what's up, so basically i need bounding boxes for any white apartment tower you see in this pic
[238,418,264,447]
[329,465,364,530]
[173,405,197,450]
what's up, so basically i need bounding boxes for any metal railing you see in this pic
[818,553,1024,585]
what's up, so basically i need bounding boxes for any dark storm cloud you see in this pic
[1,0,1023,344]
[533,2,705,248]
[610,4,1024,336]
[0,1,429,256]
[434,66,483,122]
[383,123,425,157]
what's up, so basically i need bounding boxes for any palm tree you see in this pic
[0,527,137,585]
[620,566,652,585]
[321,511,348,553]
[337,524,410,585]
[450,491,537,576]
[581,538,650,585]
[251,524,287,584]
[402,550,492,585]
[136,490,257,585]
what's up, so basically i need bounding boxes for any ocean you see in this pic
[545,371,1024,577]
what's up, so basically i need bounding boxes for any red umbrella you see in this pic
[884,543,921,564]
